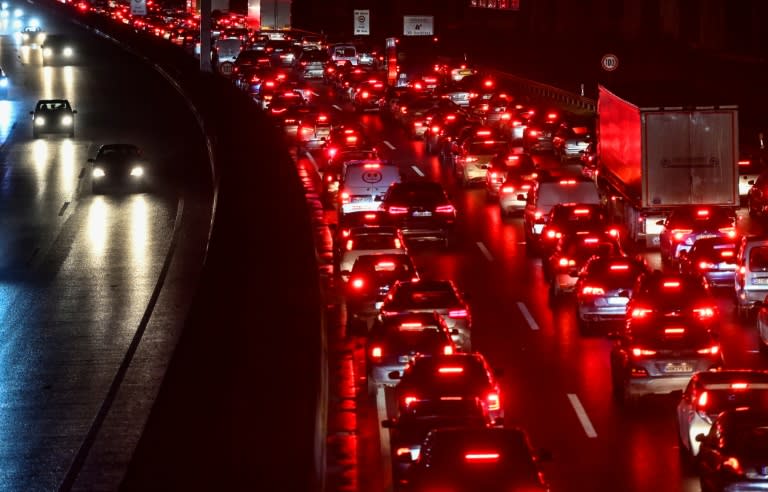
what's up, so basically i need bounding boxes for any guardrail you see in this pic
[486,67,596,114]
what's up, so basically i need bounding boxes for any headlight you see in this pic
[130,166,144,177]
[92,168,105,178]
[43,48,52,57]
[34,117,45,126]
[14,8,23,18]
[21,33,28,40]
[0,78,7,88]
[61,115,72,126]
[63,47,73,57]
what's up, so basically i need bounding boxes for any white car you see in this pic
[338,226,406,280]
[676,370,768,459]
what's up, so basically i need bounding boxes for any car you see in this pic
[338,226,406,280]
[379,181,457,248]
[574,255,648,334]
[736,235,768,319]
[381,398,495,488]
[345,253,419,334]
[678,237,738,288]
[366,312,456,392]
[738,156,766,204]
[30,99,77,138]
[522,112,562,152]
[323,124,370,160]
[351,79,387,112]
[20,25,45,46]
[88,144,148,193]
[498,176,534,218]
[296,49,327,79]
[546,232,625,299]
[380,279,472,351]
[538,203,615,257]
[296,112,333,152]
[339,160,401,216]
[611,273,722,405]
[523,175,601,249]
[272,104,314,140]
[422,107,474,156]
[677,370,768,460]
[697,408,768,492]
[747,170,768,218]
[322,149,379,206]
[333,210,388,252]
[658,206,737,265]
[398,427,550,492]
[264,39,299,68]
[41,34,76,65]
[453,136,511,187]
[391,353,503,423]
[552,121,594,162]
[484,152,537,199]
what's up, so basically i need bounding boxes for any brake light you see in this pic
[559,179,577,185]
[464,156,478,163]
[501,185,515,193]
[671,229,692,241]
[547,112,558,120]
[609,264,629,271]
[443,345,454,355]
[318,114,328,122]
[445,114,456,121]
[340,191,350,204]
[403,395,418,407]
[265,80,275,87]
[346,135,358,144]
[431,125,440,133]
[631,307,653,318]
[573,208,590,215]
[371,346,382,359]
[664,327,686,335]
[345,239,353,251]
[723,457,743,475]
[364,213,377,220]
[581,286,605,296]
[340,228,351,238]
[662,280,681,288]
[608,228,620,238]
[697,345,720,355]
[438,367,464,374]
[545,229,560,239]
[731,382,749,390]
[699,261,715,270]
[363,163,380,169]
[394,238,402,249]
[448,309,468,318]
[465,452,500,463]
[388,206,408,215]
[696,209,710,217]
[631,347,657,357]
[719,227,737,239]
[476,130,492,136]
[327,147,338,158]
[351,277,364,289]
[400,322,423,330]
[483,79,494,88]
[739,159,751,166]
[361,91,369,99]
[436,204,455,214]
[396,447,411,457]
[486,392,500,411]
[696,391,709,410]
[528,130,539,137]
[583,237,599,244]
[721,250,735,258]
[558,258,576,267]
[376,261,395,269]
[693,306,716,319]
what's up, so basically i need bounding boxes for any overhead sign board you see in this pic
[130,0,146,15]
[403,15,433,36]
[354,9,370,35]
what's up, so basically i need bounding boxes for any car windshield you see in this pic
[667,208,735,229]
[348,233,398,250]
[350,255,415,283]
[392,284,458,309]
[37,101,69,111]
[377,328,447,355]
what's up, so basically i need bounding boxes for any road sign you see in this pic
[130,0,146,16]
[601,53,619,72]
[403,15,434,36]
[354,9,370,36]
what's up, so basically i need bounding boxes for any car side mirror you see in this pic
[450,328,459,336]
[695,433,706,443]
[388,370,401,380]
[87,158,95,163]
[517,194,526,201]
[749,179,756,185]
[381,419,394,429]
[536,448,553,462]
[656,219,665,226]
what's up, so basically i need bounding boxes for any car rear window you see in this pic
[350,234,399,250]
[537,182,599,210]
[750,246,768,272]
[702,386,768,414]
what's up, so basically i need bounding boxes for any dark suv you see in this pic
[379,181,457,248]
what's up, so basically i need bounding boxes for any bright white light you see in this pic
[92,167,105,178]
[61,115,72,126]
[63,47,73,57]
[130,166,144,177]
[28,18,39,27]
[43,47,52,57]
[34,117,45,126]
[13,8,23,18]
[0,78,7,88]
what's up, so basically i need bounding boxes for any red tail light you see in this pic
[394,238,402,249]
[448,309,468,318]
[443,345,454,355]
[723,457,743,475]
[486,392,500,411]
[558,258,576,268]
[438,367,464,374]
[631,307,653,318]
[697,390,709,410]
[631,347,657,357]
[371,346,382,359]
[340,191,350,204]
[693,306,716,320]
[699,261,715,270]
[697,345,720,355]
[436,204,455,214]
[719,227,737,239]
[662,280,681,289]
[581,286,605,296]
[465,452,500,463]
[501,185,515,193]
[731,382,749,390]
[403,395,418,407]
[528,130,539,137]
[664,327,686,335]
[388,206,408,215]
[345,239,353,251]
[361,91,369,99]
[672,229,692,241]
[609,264,629,271]
[431,125,440,133]
[351,277,364,289]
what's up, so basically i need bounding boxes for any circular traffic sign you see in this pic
[601,53,619,72]
[219,61,234,76]
[358,15,365,23]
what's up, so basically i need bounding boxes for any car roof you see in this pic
[693,369,768,385]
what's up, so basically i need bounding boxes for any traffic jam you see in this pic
[61,3,768,491]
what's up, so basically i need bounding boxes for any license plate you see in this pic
[351,196,369,203]
[412,211,432,217]
[664,362,693,373]
[607,297,629,306]
[753,278,768,285]
[697,234,717,240]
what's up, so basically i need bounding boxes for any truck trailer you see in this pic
[596,84,739,248]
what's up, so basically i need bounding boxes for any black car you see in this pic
[698,408,768,492]
[379,181,457,248]
[88,144,148,193]
[41,34,76,65]
[30,99,77,138]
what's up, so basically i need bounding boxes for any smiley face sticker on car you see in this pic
[362,170,382,183]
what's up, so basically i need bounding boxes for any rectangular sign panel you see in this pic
[130,0,146,16]
[354,9,370,35]
[403,15,434,36]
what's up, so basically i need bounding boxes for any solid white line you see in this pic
[476,241,493,262]
[332,104,342,111]
[516,302,539,331]
[382,140,396,150]
[305,151,319,173]
[377,385,393,491]
[411,165,425,177]
[567,393,598,438]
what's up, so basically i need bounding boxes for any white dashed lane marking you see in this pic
[411,165,425,177]
[516,302,539,331]
[568,393,598,438]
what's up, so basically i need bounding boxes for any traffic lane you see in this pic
[0,5,211,491]
[356,113,745,491]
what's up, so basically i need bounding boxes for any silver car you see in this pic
[735,235,768,319]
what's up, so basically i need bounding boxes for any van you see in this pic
[329,43,358,66]
[735,235,768,318]
[523,175,601,244]
[339,160,400,215]
[214,38,243,66]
